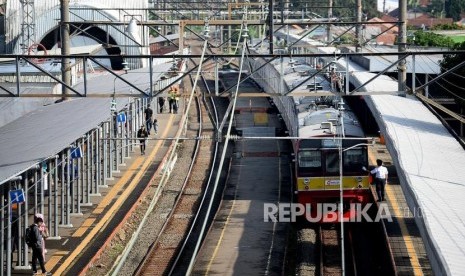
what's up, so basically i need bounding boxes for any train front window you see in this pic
[298,150,321,173]
[325,152,340,174]
[343,149,367,172]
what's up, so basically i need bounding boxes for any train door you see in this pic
[322,150,340,191]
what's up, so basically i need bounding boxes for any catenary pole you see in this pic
[60,0,71,101]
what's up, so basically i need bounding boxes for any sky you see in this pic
[377,0,399,12]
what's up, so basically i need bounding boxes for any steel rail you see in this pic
[133,94,203,276]
[319,225,343,275]
[347,226,358,276]
[185,27,250,276]
[110,38,211,276]
[167,51,221,275]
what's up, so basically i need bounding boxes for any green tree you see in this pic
[432,24,465,30]
[440,42,465,108]
[409,30,455,47]
[428,0,447,18]
[445,0,465,21]
[417,0,465,21]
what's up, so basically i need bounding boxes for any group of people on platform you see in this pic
[137,86,181,155]
[137,86,179,155]
[137,104,158,155]
[158,88,180,114]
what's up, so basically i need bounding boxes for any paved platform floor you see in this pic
[192,92,292,275]
[369,141,433,276]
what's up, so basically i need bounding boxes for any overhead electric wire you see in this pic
[185,20,250,276]
[433,79,465,102]
[110,35,211,276]
[365,43,465,120]
[416,54,465,100]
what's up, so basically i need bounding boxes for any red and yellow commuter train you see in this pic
[293,101,371,222]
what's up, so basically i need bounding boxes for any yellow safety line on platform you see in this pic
[368,149,423,276]
[385,186,423,276]
[45,255,63,272]
[265,141,281,275]
[72,218,96,238]
[93,158,144,215]
[53,115,175,276]
[205,161,242,275]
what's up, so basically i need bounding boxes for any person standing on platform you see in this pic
[173,93,179,114]
[35,213,49,258]
[365,159,388,202]
[30,216,51,275]
[137,125,148,155]
[153,118,159,135]
[144,104,153,134]
[158,97,165,113]
[168,94,174,113]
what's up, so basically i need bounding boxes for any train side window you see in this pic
[343,149,367,172]
[298,150,321,168]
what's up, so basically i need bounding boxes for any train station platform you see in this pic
[369,141,433,276]
[0,59,184,275]
[192,73,291,274]
[365,94,465,276]
[10,109,182,276]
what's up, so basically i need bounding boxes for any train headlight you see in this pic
[356,177,363,188]
[304,178,310,184]
[305,185,309,190]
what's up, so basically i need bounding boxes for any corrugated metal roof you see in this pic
[0,62,172,185]
[38,44,104,55]
[0,98,120,185]
[72,62,172,95]
[0,82,59,127]
[346,46,443,74]
[150,34,180,44]
[0,45,102,64]
[350,71,398,92]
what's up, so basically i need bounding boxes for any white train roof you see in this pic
[298,108,364,138]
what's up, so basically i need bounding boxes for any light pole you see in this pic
[111,62,130,113]
[111,77,117,112]
[339,138,375,276]
[111,63,129,172]
[338,98,375,275]
[338,100,345,276]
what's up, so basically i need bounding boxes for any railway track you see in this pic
[133,97,205,275]
[315,216,396,276]
[348,214,397,275]
[133,39,223,275]
[80,37,224,276]
[319,225,343,276]
[167,50,230,275]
